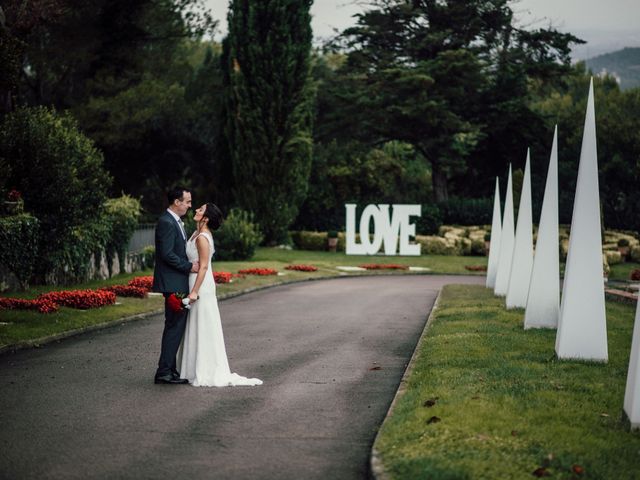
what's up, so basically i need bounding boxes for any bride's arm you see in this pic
[188,236,210,302]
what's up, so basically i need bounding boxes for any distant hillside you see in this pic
[585,47,640,90]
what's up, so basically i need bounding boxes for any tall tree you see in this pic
[224,0,314,243]
[323,0,581,202]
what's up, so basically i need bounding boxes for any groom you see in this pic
[152,186,199,385]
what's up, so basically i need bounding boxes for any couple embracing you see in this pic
[152,186,262,387]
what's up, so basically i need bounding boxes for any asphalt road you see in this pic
[0,275,484,480]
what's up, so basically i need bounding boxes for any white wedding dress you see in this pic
[178,232,263,387]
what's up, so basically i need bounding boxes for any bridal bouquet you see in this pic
[167,293,192,312]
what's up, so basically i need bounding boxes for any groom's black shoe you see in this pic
[154,374,188,385]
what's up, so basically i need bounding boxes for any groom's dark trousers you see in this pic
[152,211,193,378]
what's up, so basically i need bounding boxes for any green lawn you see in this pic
[0,248,486,348]
[374,284,640,479]
[610,261,640,282]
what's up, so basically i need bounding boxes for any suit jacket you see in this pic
[152,211,192,294]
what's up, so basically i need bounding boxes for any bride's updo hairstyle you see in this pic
[203,203,224,231]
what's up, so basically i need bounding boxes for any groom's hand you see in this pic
[190,261,200,273]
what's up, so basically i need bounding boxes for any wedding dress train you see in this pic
[178,232,263,387]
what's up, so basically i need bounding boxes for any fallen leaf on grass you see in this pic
[600,412,609,417]
[532,467,551,477]
[572,464,585,475]
[426,416,441,424]
[423,398,438,407]
[511,430,518,436]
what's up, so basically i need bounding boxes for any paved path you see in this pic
[0,275,483,479]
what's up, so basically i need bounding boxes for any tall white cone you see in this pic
[494,165,514,296]
[624,298,640,429]
[525,127,560,328]
[506,150,534,309]
[556,78,608,361]
[486,177,502,288]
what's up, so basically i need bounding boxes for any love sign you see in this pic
[345,204,421,255]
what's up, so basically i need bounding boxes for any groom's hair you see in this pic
[167,186,190,205]
[204,203,224,231]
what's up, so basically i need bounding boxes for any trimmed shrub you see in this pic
[631,269,640,281]
[0,106,112,283]
[290,231,327,251]
[214,209,263,261]
[470,239,486,256]
[630,246,640,263]
[416,235,461,255]
[0,214,39,290]
[438,197,492,225]
[605,250,623,265]
[416,204,442,235]
[603,254,611,278]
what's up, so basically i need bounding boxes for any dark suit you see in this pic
[153,210,192,378]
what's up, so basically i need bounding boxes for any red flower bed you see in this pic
[35,299,59,314]
[100,285,148,298]
[631,269,640,281]
[2,288,118,314]
[0,297,59,314]
[37,289,116,309]
[238,268,278,276]
[128,276,154,290]
[358,264,409,270]
[285,264,318,272]
[213,272,234,284]
[464,265,487,272]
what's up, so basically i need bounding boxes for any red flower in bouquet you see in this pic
[167,293,191,312]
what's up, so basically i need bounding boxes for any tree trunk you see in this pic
[431,162,449,203]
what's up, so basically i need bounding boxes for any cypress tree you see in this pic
[224,0,314,243]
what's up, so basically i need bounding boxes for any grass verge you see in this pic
[0,248,486,348]
[374,284,640,479]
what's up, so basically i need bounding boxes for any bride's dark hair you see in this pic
[203,203,224,231]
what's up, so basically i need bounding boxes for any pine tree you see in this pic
[224,0,314,243]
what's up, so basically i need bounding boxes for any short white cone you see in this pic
[624,298,640,430]
[555,78,608,361]
[525,127,560,329]
[494,165,515,296]
[486,177,502,289]
[506,150,534,309]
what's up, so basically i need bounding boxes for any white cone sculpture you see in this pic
[556,79,608,361]
[506,150,534,309]
[624,298,640,430]
[486,177,502,289]
[525,127,560,328]
[494,166,515,296]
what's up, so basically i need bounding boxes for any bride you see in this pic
[178,202,263,387]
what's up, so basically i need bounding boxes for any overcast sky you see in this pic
[204,0,640,59]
